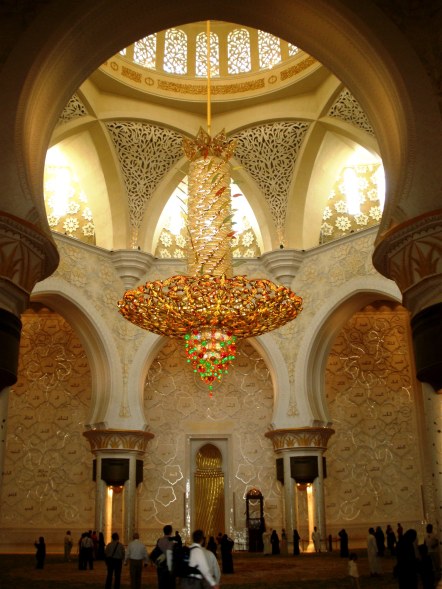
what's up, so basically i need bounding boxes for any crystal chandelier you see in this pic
[118,25,303,392]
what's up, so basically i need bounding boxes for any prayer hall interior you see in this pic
[0,0,441,554]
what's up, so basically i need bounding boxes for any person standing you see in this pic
[375,526,385,557]
[424,523,440,581]
[367,528,381,577]
[81,531,94,570]
[156,524,176,589]
[312,526,321,552]
[386,525,397,556]
[396,528,419,589]
[105,532,125,589]
[293,529,301,555]
[203,542,221,586]
[125,532,148,589]
[181,529,219,589]
[220,533,234,573]
[338,529,349,558]
[262,528,272,555]
[270,529,280,555]
[348,553,361,589]
[207,536,217,556]
[64,530,73,562]
[34,536,46,569]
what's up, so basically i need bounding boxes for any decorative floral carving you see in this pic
[58,93,88,124]
[83,429,154,454]
[232,122,310,236]
[265,427,335,451]
[105,121,183,230]
[328,88,375,135]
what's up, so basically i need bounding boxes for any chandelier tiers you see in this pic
[118,128,303,390]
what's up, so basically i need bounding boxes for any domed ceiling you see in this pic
[46,21,384,255]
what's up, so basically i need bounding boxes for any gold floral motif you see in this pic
[265,427,335,451]
[83,429,154,454]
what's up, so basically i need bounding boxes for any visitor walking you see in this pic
[105,532,125,589]
[124,532,148,589]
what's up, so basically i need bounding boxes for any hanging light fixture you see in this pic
[118,23,303,391]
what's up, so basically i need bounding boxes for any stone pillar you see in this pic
[313,451,326,550]
[0,212,59,390]
[83,428,154,544]
[265,427,334,552]
[282,453,294,539]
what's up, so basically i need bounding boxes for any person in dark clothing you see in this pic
[174,531,182,547]
[97,532,106,560]
[155,524,175,589]
[395,528,419,589]
[418,543,435,589]
[386,525,397,556]
[375,526,385,557]
[34,536,46,569]
[293,529,301,555]
[220,534,234,573]
[270,530,280,555]
[105,532,125,589]
[207,536,217,556]
[338,529,349,557]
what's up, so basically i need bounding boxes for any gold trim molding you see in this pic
[265,427,335,451]
[83,429,154,454]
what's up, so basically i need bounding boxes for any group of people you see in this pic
[104,526,233,589]
[261,528,291,555]
[364,523,441,588]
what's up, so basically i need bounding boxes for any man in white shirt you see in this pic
[181,529,219,589]
[203,544,221,585]
[124,532,148,589]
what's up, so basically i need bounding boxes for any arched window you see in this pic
[258,30,281,69]
[134,34,157,69]
[195,31,220,77]
[227,29,251,74]
[163,28,187,75]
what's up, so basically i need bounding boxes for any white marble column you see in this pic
[83,429,154,544]
[282,452,295,540]
[124,454,138,542]
[265,427,334,553]
[312,451,326,550]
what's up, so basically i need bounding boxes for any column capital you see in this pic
[265,427,335,452]
[83,428,154,455]
[373,208,442,316]
[0,211,59,315]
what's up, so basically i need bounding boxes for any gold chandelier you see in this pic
[118,25,302,392]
